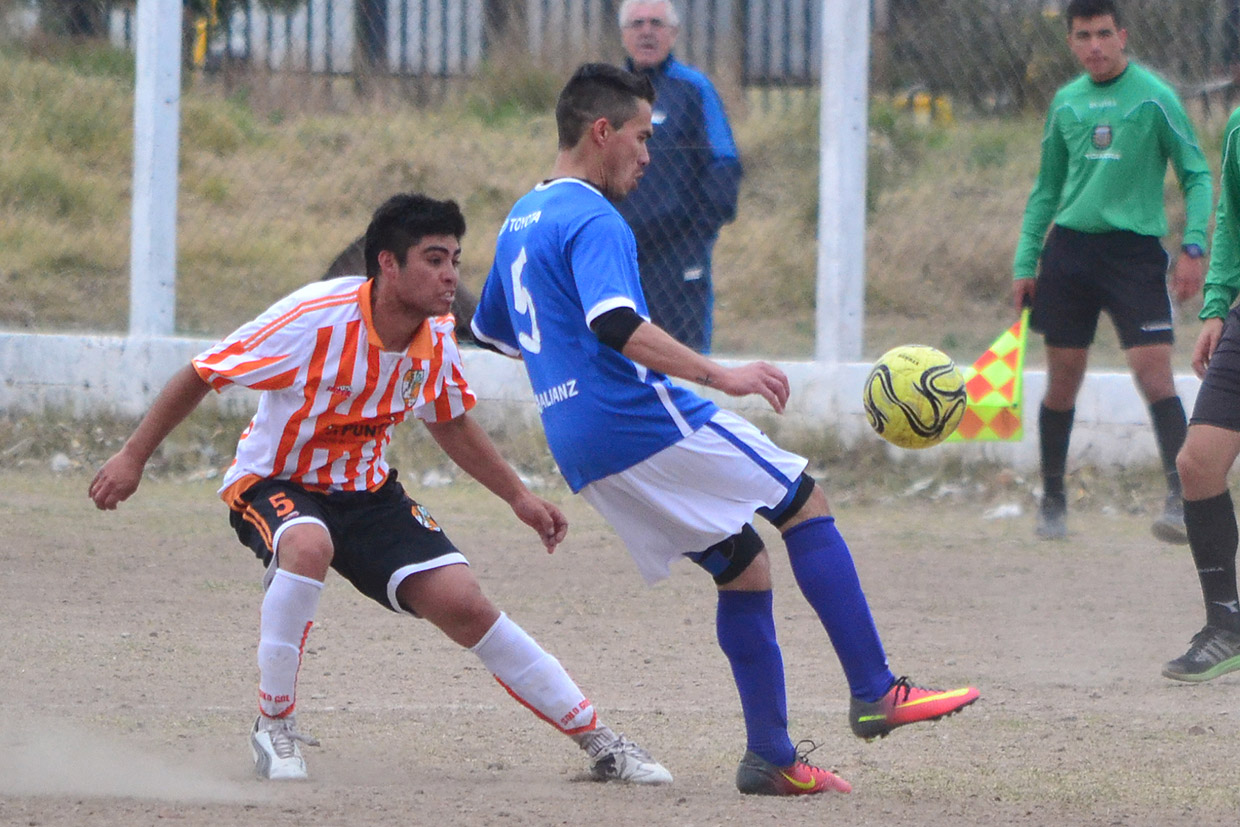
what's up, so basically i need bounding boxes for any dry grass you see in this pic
[0,43,1228,367]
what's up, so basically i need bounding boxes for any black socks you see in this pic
[1039,404,1075,503]
[1185,491,1240,633]
[1149,396,1187,497]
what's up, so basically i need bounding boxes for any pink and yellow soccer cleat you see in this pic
[735,741,852,796]
[849,676,979,740]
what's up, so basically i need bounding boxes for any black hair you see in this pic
[555,62,656,150]
[363,193,466,278]
[1065,0,1120,30]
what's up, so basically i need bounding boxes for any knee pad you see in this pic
[759,473,816,529]
[686,523,765,586]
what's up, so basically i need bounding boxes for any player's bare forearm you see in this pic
[126,364,213,461]
[620,322,789,412]
[89,364,212,510]
[424,414,527,505]
[619,320,713,379]
[423,415,567,552]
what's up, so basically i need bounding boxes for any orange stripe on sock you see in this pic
[492,676,598,735]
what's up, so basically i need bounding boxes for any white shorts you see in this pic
[580,409,809,584]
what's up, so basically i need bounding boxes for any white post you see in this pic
[128,0,183,336]
[815,0,869,363]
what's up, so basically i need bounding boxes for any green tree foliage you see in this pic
[885,0,1223,115]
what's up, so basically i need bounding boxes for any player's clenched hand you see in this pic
[1191,317,1225,379]
[1012,278,1036,316]
[509,490,569,553]
[1172,254,1205,304]
[89,451,145,510]
[1171,254,1205,304]
[715,362,791,414]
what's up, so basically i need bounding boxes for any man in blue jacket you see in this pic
[617,0,743,353]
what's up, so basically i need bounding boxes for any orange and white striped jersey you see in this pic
[192,276,475,507]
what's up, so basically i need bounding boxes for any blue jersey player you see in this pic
[472,63,979,796]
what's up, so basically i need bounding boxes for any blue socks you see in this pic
[784,516,895,703]
[715,589,796,767]
[714,517,894,765]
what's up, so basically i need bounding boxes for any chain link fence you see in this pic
[2,0,1237,363]
[867,0,1236,369]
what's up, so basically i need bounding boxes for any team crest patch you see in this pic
[401,367,426,406]
[411,503,442,531]
[1092,124,1112,149]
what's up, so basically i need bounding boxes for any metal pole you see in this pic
[815,0,868,363]
[128,0,183,336]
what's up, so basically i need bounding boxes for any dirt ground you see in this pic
[3,466,1240,827]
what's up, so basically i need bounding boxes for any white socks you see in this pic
[256,585,602,749]
[470,612,599,736]
[257,568,323,718]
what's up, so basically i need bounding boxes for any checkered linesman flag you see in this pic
[946,308,1030,443]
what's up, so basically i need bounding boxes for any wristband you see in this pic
[1182,243,1205,259]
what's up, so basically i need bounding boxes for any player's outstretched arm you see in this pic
[620,322,790,413]
[423,414,568,553]
[89,364,213,510]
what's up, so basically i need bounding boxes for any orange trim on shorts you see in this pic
[221,474,265,511]
[242,507,274,551]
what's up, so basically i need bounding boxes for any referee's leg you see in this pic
[1037,345,1088,538]
[1126,342,1177,402]
[1044,345,1089,408]
[1128,343,1189,542]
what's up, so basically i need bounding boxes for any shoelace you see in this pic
[889,676,914,703]
[888,675,932,704]
[1188,629,1214,652]
[1188,628,1237,658]
[267,721,320,758]
[605,735,654,762]
[791,739,824,768]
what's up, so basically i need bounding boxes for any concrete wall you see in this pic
[0,331,1199,469]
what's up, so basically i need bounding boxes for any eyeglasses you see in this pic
[623,17,670,30]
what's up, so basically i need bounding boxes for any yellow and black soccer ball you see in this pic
[863,345,967,449]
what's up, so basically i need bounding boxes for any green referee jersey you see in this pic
[1013,62,1212,280]
[1204,107,1240,320]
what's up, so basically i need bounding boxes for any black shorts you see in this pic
[1190,306,1240,432]
[229,471,464,614]
[1032,225,1172,349]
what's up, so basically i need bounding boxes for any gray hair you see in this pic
[618,0,680,28]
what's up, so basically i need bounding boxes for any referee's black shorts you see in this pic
[1031,225,1172,349]
[1191,305,1240,432]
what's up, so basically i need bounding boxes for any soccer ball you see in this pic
[862,345,967,449]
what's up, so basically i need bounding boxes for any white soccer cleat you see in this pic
[588,734,673,785]
[251,714,319,781]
